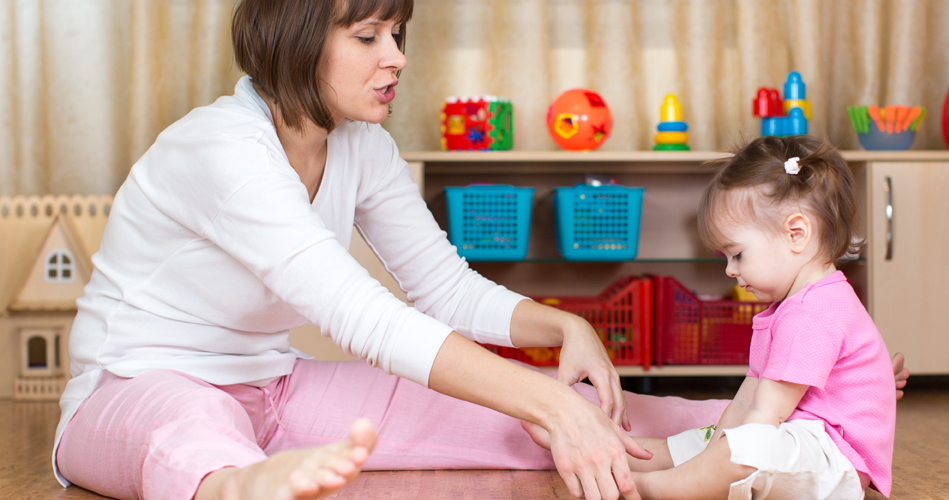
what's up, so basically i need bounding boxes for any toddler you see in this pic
[627,135,895,499]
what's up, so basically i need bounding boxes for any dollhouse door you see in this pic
[868,162,949,374]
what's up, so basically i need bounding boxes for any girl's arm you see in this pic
[429,331,651,500]
[708,376,758,444]
[741,378,809,427]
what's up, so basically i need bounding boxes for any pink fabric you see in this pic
[57,359,728,500]
[747,271,895,496]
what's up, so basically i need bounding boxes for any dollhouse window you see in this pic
[45,250,75,283]
[28,336,47,368]
[20,329,62,377]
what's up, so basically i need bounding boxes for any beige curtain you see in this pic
[390,0,949,153]
[0,0,242,197]
[2,0,947,196]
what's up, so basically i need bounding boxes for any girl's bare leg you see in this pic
[626,437,674,472]
[631,436,754,500]
[195,418,377,500]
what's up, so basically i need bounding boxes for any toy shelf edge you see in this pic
[538,365,750,377]
[401,150,949,163]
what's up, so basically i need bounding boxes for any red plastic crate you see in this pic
[484,276,653,369]
[653,276,771,365]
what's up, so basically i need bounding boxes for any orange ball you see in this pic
[546,89,613,151]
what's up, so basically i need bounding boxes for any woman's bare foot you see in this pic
[196,418,377,500]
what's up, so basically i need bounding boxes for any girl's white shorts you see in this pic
[667,419,865,500]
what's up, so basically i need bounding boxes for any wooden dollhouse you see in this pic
[0,195,111,400]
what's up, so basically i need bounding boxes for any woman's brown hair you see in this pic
[232,0,413,132]
[697,135,864,264]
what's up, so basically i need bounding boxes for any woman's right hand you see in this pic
[430,332,650,500]
[543,395,652,500]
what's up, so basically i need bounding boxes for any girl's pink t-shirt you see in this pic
[747,271,895,496]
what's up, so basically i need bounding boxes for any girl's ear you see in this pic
[785,213,812,254]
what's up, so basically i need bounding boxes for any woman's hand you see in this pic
[431,332,650,500]
[557,317,632,431]
[545,396,651,500]
[510,300,631,430]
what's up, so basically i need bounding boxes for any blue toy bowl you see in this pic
[857,120,916,151]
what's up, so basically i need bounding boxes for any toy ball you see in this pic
[546,89,612,151]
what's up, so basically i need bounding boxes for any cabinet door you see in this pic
[869,162,949,374]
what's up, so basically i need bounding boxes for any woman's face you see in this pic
[321,17,407,125]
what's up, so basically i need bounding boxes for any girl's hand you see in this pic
[545,393,650,500]
[892,352,909,400]
[557,317,632,431]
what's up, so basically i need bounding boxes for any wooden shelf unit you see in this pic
[397,150,949,376]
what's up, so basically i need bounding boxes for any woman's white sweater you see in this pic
[54,76,526,484]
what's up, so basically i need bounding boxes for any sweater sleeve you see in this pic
[139,132,453,388]
[353,131,528,348]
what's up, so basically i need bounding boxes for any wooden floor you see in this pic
[2,388,947,500]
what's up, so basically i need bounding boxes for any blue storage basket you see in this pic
[554,184,645,261]
[445,185,535,261]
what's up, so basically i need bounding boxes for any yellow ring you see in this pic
[654,131,688,144]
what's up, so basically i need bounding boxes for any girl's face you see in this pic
[321,17,407,125]
[718,221,802,303]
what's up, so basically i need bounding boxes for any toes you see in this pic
[289,468,346,498]
[289,476,320,496]
[289,447,363,497]
[348,418,378,455]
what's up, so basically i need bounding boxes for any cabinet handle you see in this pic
[884,176,893,261]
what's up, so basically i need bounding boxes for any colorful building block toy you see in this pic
[441,96,513,151]
[752,71,811,137]
[653,94,689,151]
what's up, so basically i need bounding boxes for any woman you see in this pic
[53,1,908,500]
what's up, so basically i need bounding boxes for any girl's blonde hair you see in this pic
[697,135,863,264]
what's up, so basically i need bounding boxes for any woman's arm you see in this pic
[510,299,630,430]
[429,331,651,500]
[708,376,758,444]
[355,136,631,429]
[353,148,526,348]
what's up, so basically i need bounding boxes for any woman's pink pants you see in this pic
[56,359,728,500]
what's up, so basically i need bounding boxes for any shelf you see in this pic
[468,257,865,264]
[403,150,949,175]
[538,365,750,377]
[470,258,727,264]
[402,150,949,163]
[402,150,733,163]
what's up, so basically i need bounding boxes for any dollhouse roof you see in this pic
[0,196,110,315]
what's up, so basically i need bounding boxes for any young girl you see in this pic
[627,135,896,499]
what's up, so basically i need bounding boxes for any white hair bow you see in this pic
[784,157,801,175]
